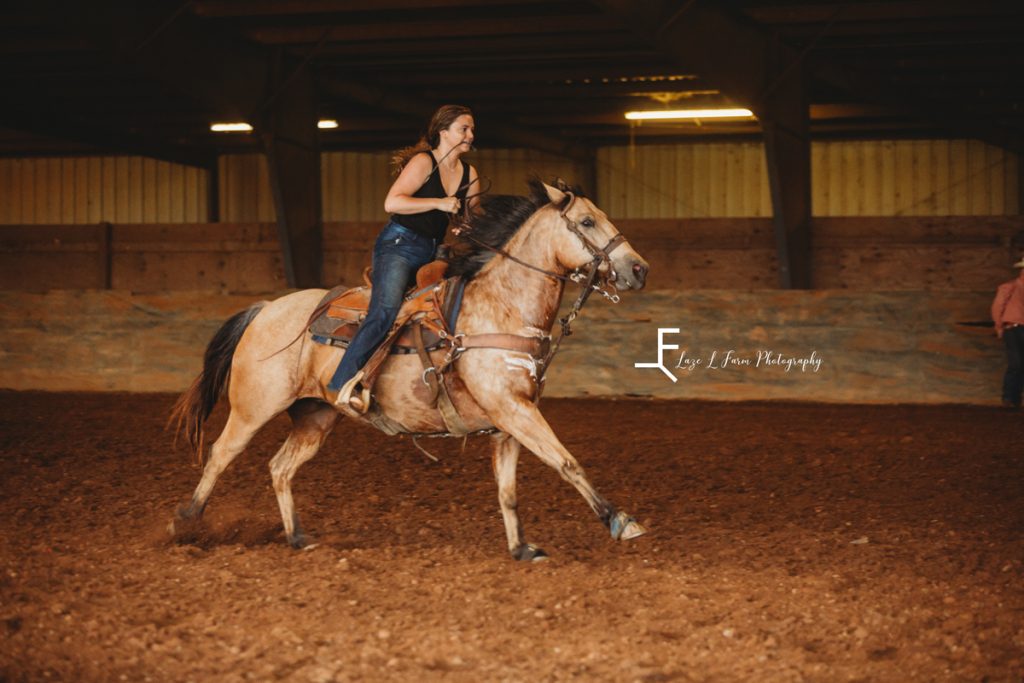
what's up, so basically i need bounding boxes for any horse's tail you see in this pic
[169,303,266,466]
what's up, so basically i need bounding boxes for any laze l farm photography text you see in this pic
[635,327,823,383]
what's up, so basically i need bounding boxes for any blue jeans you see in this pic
[327,221,438,392]
[1002,326,1024,406]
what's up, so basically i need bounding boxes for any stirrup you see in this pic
[334,370,371,415]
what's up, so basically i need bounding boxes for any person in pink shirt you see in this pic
[991,256,1024,408]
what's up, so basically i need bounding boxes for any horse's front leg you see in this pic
[492,432,548,561]
[488,396,647,545]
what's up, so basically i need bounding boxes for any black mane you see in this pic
[446,178,585,279]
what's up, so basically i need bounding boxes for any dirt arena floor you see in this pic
[0,391,1022,682]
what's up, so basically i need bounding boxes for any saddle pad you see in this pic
[309,277,466,355]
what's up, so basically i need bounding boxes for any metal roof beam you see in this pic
[76,0,324,286]
[319,77,594,165]
[597,0,813,288]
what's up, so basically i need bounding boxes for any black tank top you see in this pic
[391,151,470,241]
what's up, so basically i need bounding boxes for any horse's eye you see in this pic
[581,217,595,228]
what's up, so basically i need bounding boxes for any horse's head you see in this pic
[540,182,649,291]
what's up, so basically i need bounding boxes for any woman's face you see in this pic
[440,114,475,149]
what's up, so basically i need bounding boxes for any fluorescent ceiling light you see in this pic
[210,120,340,132]
[210,122,253,132]
[624,108,755,121]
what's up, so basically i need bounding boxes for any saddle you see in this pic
[309,260,464,357]
[308,259,551,436]
[308,259,473,435]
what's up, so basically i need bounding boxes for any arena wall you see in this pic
[0,289,1003,405]
[0,139,1017,404]
[2,217,1022,293]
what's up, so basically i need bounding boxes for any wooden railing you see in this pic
[2,217,1022,292]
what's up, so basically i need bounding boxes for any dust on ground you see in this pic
[1,392,1021,681]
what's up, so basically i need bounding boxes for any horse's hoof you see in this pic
[512,543,549,562]
[175,501,204,521]
[610,511,647,541]
[289,533,312,550]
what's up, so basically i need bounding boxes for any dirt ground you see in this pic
[0,391,1022,682]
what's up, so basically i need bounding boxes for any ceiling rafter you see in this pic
[0,0,1020,158]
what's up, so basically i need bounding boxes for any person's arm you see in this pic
[467,164,481,213]
[384,153,460,215]
[992,283,1010,338]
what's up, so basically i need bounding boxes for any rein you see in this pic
[443,191,626,381]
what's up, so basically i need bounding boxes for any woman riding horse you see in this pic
[171,178,650,560]
[327,104,479,413]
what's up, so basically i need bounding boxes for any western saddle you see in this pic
[308,260,552,436]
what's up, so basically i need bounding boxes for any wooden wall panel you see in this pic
[0,289,1005,406]
[6,217,1021,293]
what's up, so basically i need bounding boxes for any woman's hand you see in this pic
[437,196,461,213]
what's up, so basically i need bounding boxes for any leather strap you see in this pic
[455,333,550,359]
[434,374,471,436]
[412,324,440,406]
[413,324,472,435]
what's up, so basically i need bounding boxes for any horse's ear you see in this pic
[542,181,566,206]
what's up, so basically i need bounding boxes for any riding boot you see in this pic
[333,370,370,416]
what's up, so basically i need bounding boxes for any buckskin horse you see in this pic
[170,180,650,561]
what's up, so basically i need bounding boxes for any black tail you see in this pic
[169,303,266,465]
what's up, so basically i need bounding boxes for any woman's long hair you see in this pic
[391,104,473,175]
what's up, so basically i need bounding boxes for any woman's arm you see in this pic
[467,164,481,213]
[384,153,459,214]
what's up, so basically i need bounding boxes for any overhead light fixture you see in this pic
[624,108,755,121]
[210,120,340,132]
[210,122,254,132]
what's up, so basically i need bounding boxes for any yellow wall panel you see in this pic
[0,141,1018,224]
[600,139,1020,218]
[318,147,586,223]
[471,147,585,197]
[0,160,10,223]
[1005,152,1020,214]
[0,155,210,225]
[218,154,276,223]
[321,150,391,223]
[42,159,57,222]
[598,142,771,218]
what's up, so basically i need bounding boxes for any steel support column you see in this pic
[760,45,812,289]
[261,53,323,288]
[598,0,813,287]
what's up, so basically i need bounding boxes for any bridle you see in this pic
[404,189,632,447]
[457,191,626,291]
[451,191,628,373]
[557,192,628,287]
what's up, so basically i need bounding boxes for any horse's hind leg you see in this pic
[175,409,265,524]
[269,399,338,549]
[492,432,547,561]
[492,399,647,545]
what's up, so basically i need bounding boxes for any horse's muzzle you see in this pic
[611,255,649,291]
[631,260,649,289]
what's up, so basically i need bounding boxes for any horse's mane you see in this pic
[447,178,585,279]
